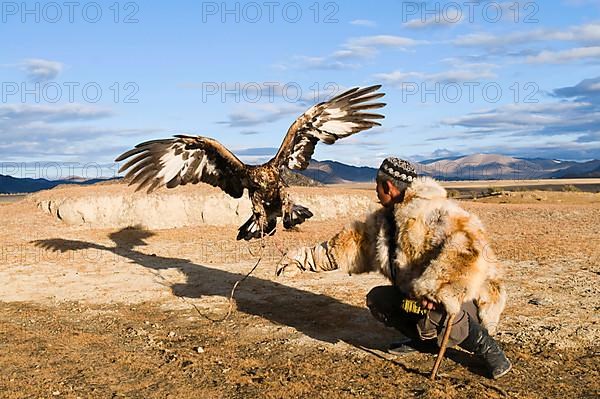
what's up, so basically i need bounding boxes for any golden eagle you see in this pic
[115,85,385,240]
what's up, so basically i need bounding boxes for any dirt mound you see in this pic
[31,182,374,229]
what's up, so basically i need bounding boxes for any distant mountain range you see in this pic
[298,160,378,184]
[419,154,600,181]
[1,154,599,193]
[0,175,114,194]
[298,154,600,183]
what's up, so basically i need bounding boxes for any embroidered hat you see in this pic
[377,157,418,183]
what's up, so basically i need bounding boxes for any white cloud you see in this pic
[332,47,375,59]
[404,17,461,29]
[334,35,424,60]
[443,102,588,129]
[374,66,497,85]
[453,23,600,47]
[180,81,348,105]
[21,59,64,82]
[350,19,376,27]
[281,34,424,70]
[526,46,600,64]
[411,148,464,162]
[403,7,463,29]
[441,101,600,146]
[347,35,421,48]
[0,103,111,123]
[438,76,600,148]
[218,103,306,127]
[0,102,161,162]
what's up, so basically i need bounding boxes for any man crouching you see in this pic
[277,157,511,379]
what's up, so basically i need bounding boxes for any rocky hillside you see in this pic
[281,169,323,186]
[298,160,377,183]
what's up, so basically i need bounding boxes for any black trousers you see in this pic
[366,285,479,347]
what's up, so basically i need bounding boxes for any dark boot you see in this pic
[388,337,418,355]
[459,317,512,379]
[388,338,437,356]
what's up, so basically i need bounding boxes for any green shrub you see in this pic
[562,184,580,192]
[447,189,461,198]
[486,186,502,195]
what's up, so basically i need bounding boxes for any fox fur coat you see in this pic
[282,177,507,334]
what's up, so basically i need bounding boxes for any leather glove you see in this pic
[276,242,334,277]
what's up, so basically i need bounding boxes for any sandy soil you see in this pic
[0,184,599,398]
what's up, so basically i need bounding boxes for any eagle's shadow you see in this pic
[33,228,398,351]
[33,227,487,378]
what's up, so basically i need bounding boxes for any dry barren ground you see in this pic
[0,183,599,398]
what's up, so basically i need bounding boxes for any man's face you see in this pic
[377,179,408,207]
[376,180,394,207]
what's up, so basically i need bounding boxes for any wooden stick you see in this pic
[430,312,456,380]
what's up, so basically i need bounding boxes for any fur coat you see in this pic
[284,177,507,334]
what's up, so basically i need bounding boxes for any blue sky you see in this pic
[1,0,599,178]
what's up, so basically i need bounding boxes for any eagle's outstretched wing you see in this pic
[273,85,385,170]
[115,135,249,197]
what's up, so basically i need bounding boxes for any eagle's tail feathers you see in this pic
[237,215,277,241]
[283,205,313,229]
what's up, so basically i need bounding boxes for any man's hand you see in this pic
[420,298,437,310]
[411,281,439,310]
[276,247,311,277]
[275,257,302,277]
[276,242,337,277]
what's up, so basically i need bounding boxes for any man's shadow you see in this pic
[33,227,399,351]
